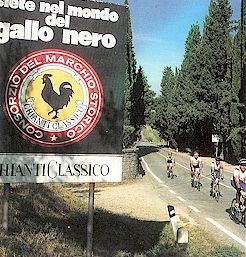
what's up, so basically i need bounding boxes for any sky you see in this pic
[102,0,240,94]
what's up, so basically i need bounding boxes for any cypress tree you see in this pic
[176,24,203,147]
[157,67,177,145]
[130,66,146,129]
[195,0,233,153]
[178,24,201,101]
[241,0,246,156]
[123,0,137,125]
[155,0,243,159]
[141,71,156,127]
[227,26,244,160]
[228,0,246,158]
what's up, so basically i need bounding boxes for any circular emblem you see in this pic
[4,49,103,146]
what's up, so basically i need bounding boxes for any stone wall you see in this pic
[122,147,139,179]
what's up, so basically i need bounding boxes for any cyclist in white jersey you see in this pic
[230,159,246,210]
[190,151,202,186]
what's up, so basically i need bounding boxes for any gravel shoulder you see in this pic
[94,172,197,228]
[95,174,167,221]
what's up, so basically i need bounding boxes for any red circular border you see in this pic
[4,49,104,147]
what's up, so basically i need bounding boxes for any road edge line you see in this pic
[206,218,246,248]
[188,205,200,213]
[158,152,232,190]
[141,157,163,184]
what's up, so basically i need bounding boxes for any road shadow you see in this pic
[138,145,160,158]
[0,184,188,257]
[93,210,168,256]
[225,207,243,226]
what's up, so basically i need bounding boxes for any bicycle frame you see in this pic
[193,168,201,190]
[167,163,174,178]
[230,191,246,227]
[212,176,220,202]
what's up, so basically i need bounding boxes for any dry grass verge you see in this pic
[0,183,243,257]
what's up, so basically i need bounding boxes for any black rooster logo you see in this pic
[41,74,74,119]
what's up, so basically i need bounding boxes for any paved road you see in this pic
[138,143,246,252]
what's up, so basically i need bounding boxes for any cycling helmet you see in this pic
[239,159,246,166]
[168,152,172,156]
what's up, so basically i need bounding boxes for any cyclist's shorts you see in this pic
[215,170,220,178]
[231,180,246,192]
[194,167,200,173]
[167,163,173,168]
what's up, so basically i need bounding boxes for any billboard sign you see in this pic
[0,0,127,182]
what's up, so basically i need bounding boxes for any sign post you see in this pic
[2,183,10,233]
[167,205,178,241]
[87,183,95,257]
[212,134,223,157]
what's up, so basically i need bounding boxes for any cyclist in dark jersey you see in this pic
[210,157,224,196]
[166,152,175,178]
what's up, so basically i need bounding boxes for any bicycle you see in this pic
[212,176,220,202]
[192,168,201,191]
[229,191,246,227]
[167,164,174,179]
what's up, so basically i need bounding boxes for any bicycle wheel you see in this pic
[242,207,246,228]
[197,177,200,191]
[170,170,174,179]
[167,169,170,178]
[215,192,219,202]
[191,179,194,187]
[215,184,219,202]
[229,199,236,219]
[193,179,197,188]
[229,198,240,223]
[238,202,246,226]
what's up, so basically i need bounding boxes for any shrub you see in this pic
[209,246,242,257]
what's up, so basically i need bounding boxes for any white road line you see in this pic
[218,181,231,189]
[158,152,232,190]
[176,162,190,170]
[169,190,176,195]
[161,184,169,188]
[177,196,186,202]
[143,151,245,248]
[206,218,246,248]
[141,157,163,184]
[225,169,233,174]
[188,205,200,213]
[158,152,167,158]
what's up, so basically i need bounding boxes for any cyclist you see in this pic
[210,157,224,197]
[230,159,246,210]
[166,152,175,178]
[190,151,202,187]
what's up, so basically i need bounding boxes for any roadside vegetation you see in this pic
[124,0,245,162]
[0,183,243,257]
[141,125,163,146]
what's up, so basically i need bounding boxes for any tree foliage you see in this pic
[155,0,245,160]
[123,0,137,126]
[123,2,155,145]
